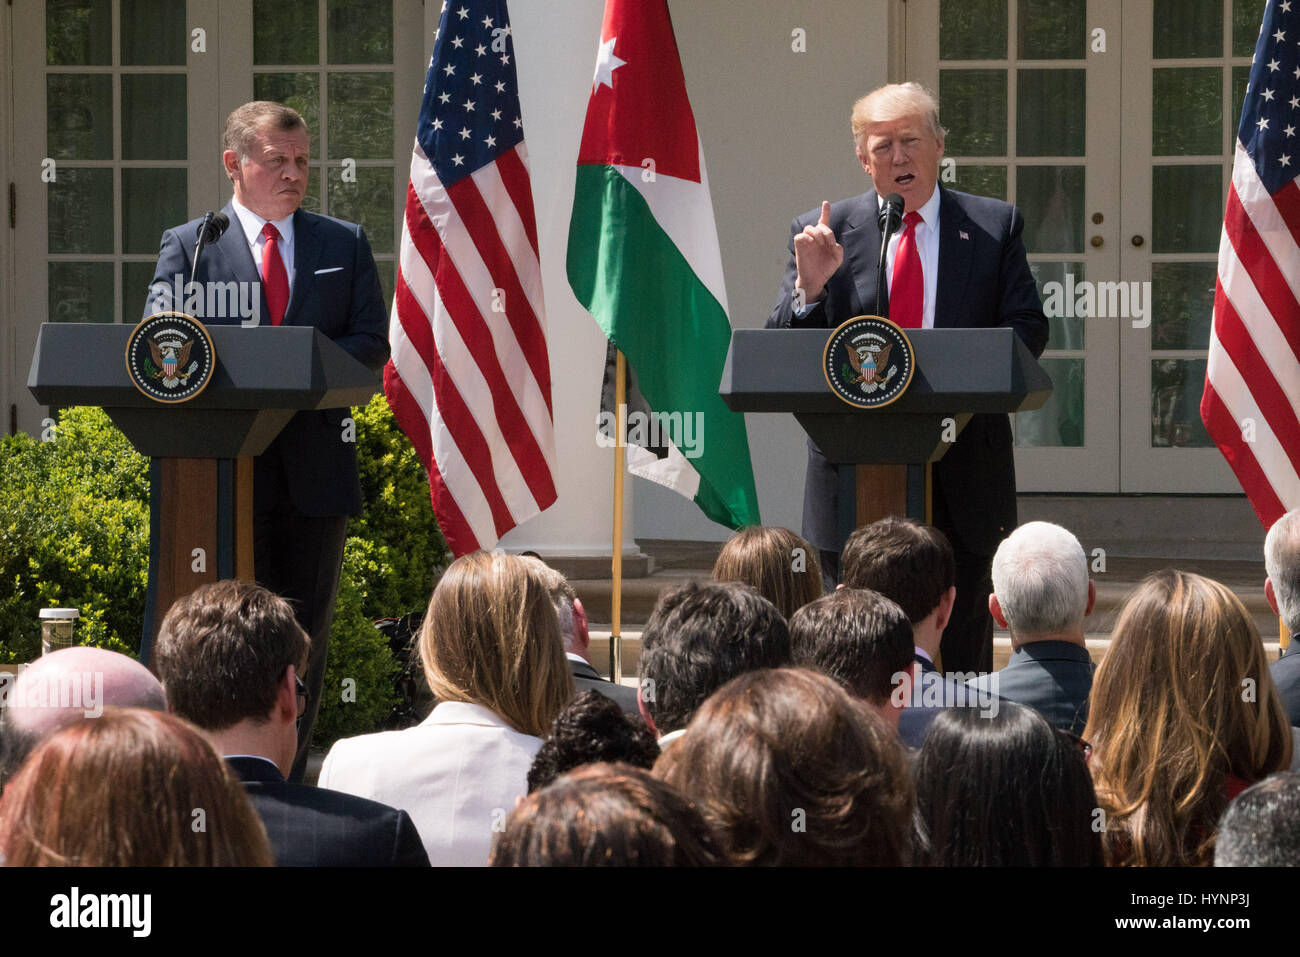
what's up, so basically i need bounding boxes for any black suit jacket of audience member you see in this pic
[226,755,430,867]
[1271,648,1300,728]
[569,658,642,717]
[966,641,1094,738]
[896,671,1001,750]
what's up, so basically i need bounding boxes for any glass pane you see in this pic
[1014,357,1084,447]
[122,168,187,255]
[940,70,1007,156]
[1018,165,1084,253]
[375,260,395,308]
[1030,261,1085,349]
[47,75,112,160]
[47,0,111,65]
[49,262,114,323]
[255,0,319,64]
[1018,0,1085,60]
[124,260,161,322]
[1233,0,1264,57]
[327,166,395,253]
[953,163,1007,199]
[253,73,321,157]
[1153,68,1221,156]
[122,75,187,161]
[302,172,322,213]
[1017,69,1085,156]
[1153,0,1222,58]
[327,73,394,160]
[328,0,393,64]
[121,0,186,66]
[941,0,1007,60]
[48,168,113,254]
[1151,262,1215,350]
[1152,165,1222,252]
[1152,359,1213,447]
[1232,65,1251,135]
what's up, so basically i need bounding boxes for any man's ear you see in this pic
[1267,577,1280,616]
[988,593,1008,629]
[935,585,957,632]
[571,597,591,652]
[276,665,298,723]
[637,684,657,737]
[1085,580,1097,617]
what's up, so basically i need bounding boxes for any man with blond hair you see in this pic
[767,81,1048,674]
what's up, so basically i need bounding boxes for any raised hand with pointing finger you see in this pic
[793,200,843,304]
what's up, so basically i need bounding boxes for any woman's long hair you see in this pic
[712,526,822,620]
[1083,569,1292,866]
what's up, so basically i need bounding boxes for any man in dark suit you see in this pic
[965,521,1096,737]
[152,580,429,867]
[1266,508,1300,726]
[767,82,1049,674]
[144,101,389,781]
[523,557,640,716]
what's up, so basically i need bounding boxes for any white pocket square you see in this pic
[314,266,343,274]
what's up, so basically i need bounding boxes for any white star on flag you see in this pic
[593,36,626,92]
[1282,154,1292,167]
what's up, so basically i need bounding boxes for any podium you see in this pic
[28,323,381,658]
[720,326,1052,548]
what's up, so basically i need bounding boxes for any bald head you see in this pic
[0,647,166,784]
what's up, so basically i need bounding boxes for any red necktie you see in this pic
[261,222,289,326]
[890,210,924,329]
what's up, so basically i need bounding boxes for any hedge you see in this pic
[0,396,448,747]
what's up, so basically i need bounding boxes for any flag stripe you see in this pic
[496,145,540,255]
[1202,379,1287,527]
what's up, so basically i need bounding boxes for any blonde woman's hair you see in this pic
[712,526,822,620]
[850,81,946,154]
[419,551,574,737]
[1083,569,1292,866]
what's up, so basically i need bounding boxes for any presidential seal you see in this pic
[822,315,914,409]
[125,312,216,404]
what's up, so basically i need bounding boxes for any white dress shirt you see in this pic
[879,186,941,329]
[318,700,543,866]
[229,197,297,298]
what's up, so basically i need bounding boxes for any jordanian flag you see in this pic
[567,0,760,530]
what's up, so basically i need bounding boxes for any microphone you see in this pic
[190,211,230,294]
[875,193,906,319]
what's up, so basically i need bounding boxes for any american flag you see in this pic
[384,0,557,556]
[1203,0,1300,528]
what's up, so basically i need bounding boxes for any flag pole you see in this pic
[610,349,627,684]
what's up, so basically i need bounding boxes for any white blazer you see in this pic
[318,701,543,866]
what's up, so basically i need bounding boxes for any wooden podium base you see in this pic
[140,456,255,661]
[838,463,931,548]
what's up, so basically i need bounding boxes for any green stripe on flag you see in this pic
[568,164,760,529]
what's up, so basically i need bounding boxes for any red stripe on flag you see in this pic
[1223,186,1300,360]
[1211,282,1300,477]
[405,189,558,508]
[1269,178,1300,245]
[384,359,481,556]
[394,269,518,541]
[1201,379,1286,528]
[444,175,554,416]
[496,147,539,256]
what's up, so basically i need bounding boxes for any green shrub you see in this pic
[0,396,450,748]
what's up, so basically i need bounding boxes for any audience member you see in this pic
[841,517,955,674]
[637,581,791,742]
[712,525,822,620]
[527,690,659,793]
[523,556,638,715]
[319,551,574,865]
[788,588,913,733]
[913,702,1103,866]
[654,668,912,866]
[1214,771,1300,866]
[1085,569,1292,866]
[0,707,272,866]
[0,645,166,788]
[491,763,725,866]
[1265,508,1300,726]
[152,580,430,867]
[966,521,1096,736]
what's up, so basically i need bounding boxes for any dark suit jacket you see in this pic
[896,666,1000,749]
[1271,649,1300,727]
[767,187,1049,554]
[226,755,430,867]
[967,640,1094,737]
[570,658,641,716]
[145,203,390,517]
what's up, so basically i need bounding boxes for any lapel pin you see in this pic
[959,230,970,240]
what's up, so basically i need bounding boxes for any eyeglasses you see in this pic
[294,676,309,735]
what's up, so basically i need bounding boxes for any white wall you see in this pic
[502,0,893,553]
